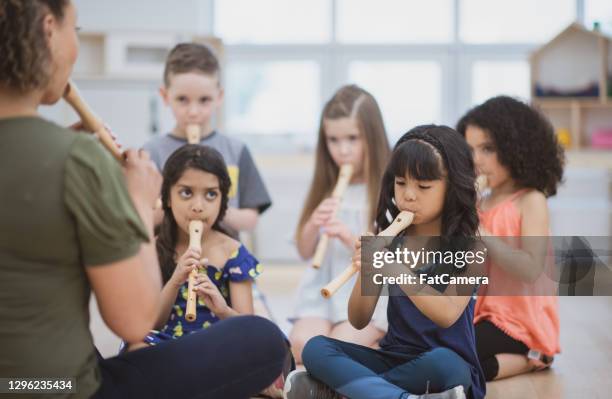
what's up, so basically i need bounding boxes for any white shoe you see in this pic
[283,370,340,399]
[408,385,466,399]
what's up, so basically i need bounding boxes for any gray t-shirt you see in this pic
[143,132,272,236]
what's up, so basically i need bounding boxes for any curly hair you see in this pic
[163,42,220,86]
[375,125,479,239]
[156,145,231,283]
[0,0,68,92]
[456,96,564,197]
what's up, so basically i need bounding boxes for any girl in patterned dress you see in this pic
[127,144,291,396]
[130,144,263,347]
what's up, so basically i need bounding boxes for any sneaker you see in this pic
[407,385,466,399]
[283,370,340,399]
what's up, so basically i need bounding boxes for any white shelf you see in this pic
[75,31,223,80]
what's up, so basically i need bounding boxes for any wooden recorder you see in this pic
[320,210,414,298]
[186,124,201,144]
[185,220,204,322]
[312,164,354,269]
[62,81,123,162]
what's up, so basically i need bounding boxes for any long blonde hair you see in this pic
[296,84,391,240]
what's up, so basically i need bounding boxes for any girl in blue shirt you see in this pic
[286,125,486,399]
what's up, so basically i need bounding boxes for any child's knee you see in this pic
[289,336,308,364]
[302,335,333,370]
[426,347,472,390]
[289,330,310,353]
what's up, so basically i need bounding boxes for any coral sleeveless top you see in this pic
[474,189,560,356]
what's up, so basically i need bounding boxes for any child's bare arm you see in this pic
[480,191,549,282]
[296,198,339,259]
[348,272,381,329]
[190,279,253,320]
[389,265,475,328]
[154,282,183,329]
[519,190,550,277]
[410,294,472,328]
[227,280,255,316]
[391,241,485,328]
[296,217,320,259]
[323,219,357,249]
[347,234,381,329]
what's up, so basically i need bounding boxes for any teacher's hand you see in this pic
[123,149,162,210]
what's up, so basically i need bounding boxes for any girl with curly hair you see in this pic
[457,95,565,381]
[286,125,486,399]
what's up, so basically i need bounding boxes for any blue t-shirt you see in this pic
[379,285,486,399]
[148,244,262,342]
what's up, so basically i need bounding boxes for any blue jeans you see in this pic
[303,336,472,399]
[93,316,288,399]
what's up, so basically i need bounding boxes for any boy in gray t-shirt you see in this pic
[143,43,271,238]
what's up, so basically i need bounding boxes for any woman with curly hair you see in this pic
[457,95,565,381]
[0,1,286,398]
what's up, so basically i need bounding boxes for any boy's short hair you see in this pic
[163,42,220,86]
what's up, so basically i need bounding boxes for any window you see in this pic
[213,0,583,140]
[460,0,575,43]
[225,61,321,135]
[337,0,453,43]
[472,61,530,105]
[214,0,331,44]
[585,0,612,35]
[349,61,442,143]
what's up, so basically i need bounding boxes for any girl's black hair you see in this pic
[156,145,231,283]
[456,95,564,197]
[375,125,479,239]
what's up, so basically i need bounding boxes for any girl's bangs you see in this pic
[390,141,444,181]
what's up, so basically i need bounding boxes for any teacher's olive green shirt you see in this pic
[0,117,148,398]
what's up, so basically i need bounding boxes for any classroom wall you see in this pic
[39,3,612,264]
[74,0,213,34]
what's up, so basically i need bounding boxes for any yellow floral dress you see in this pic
[145,244,262,345]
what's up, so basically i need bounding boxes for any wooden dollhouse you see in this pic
[530,23,612,150]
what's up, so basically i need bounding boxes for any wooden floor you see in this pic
[91,265,612,398]
[485,296,612,399]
